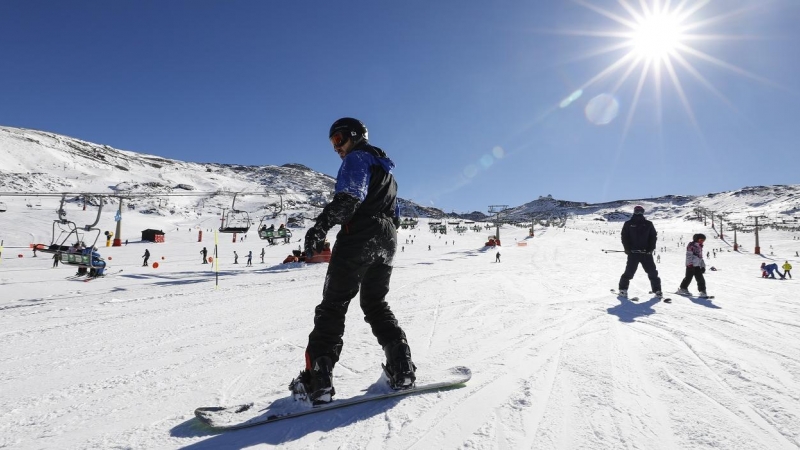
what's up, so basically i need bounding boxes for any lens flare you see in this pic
[463,164,479,178]
[585,94,620,125]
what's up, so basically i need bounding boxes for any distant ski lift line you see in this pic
[0,190,286,199]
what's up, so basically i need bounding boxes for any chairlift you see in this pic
[257,216,277,243]
[36,194,104,269]
[218,193,251,233]
[276,224,293,243]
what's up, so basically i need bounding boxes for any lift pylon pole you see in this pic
[113,197,123,246]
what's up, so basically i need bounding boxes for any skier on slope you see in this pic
[782,261,792,279]
[201,247,208,264]
[291,117,415,405]
[617,205,662,298]
[677,234,710,297]
[762,262,784,279]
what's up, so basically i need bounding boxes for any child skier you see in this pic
[677,234,709,297]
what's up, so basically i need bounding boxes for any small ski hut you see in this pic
[141,229,165,243]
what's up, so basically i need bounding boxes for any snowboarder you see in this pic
[52,252,59,267]
[292,117,415,405]
[260,247,265,263]
[201,247,208,264]
[246,250,253,267]
[617,206,662,298]
[496,251,501,263]
[233,251,239,264]
[678,234,709,297]
[142,249,150,266]
[783,261,792,279]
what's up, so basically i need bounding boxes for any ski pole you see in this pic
[601,249,626,253]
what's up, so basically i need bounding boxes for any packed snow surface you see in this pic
[1,204,799,449]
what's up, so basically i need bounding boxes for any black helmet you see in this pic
[329,117,368,146]
[693,233,706,242]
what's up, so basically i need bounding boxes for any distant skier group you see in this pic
[761,261,792,279]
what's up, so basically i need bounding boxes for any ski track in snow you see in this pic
[1,211,800,449]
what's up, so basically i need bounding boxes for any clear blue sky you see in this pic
[2,1,799,213]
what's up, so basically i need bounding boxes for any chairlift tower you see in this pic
[729,222,743,251]
[717,212,728,240]
[747,214,769,255]
[488,205,509,242]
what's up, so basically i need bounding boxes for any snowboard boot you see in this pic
[288,355,336,405]
[653,290,663,298]
[617,289,628,298]
[382,339,417,390]
[698,291,709,298]
[676,288,691,296]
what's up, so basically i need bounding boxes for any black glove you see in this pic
[304,226,326,258]
[701,267,706,274]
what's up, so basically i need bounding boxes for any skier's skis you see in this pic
[82,269,123,282]
[675,291,715,299]
[610,289,639,302]
[648,291,673,303]
[195,366,471,430]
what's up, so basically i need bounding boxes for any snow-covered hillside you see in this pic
[2,125,800,449]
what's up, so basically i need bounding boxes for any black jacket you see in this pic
[621,215,657,253]
[314,143,398,233]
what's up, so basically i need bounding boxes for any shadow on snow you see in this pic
[606,297,660,323]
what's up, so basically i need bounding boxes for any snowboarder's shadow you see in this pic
[607,297,660,323]
[171,376,404,448]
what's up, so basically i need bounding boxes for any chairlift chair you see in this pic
[218,194,251,233]
[256,216,276,241]
[276,226,293,243]
[37,195,104,269]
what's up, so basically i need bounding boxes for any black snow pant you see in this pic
[618,252,662,292]
[306,218,406,367]
[679,266,706,292]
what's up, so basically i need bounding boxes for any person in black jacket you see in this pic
[290,118,415,405]
[618,205,662,297]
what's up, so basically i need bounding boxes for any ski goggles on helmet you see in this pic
[329,130,350,148]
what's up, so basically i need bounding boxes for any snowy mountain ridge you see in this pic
[1,125,798,224]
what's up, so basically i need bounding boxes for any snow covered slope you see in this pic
[0,214,798,449]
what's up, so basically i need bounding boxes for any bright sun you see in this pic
[559,0,775,139]
[630,13,684,60]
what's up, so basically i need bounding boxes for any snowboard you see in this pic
[195,366,471,430]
